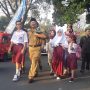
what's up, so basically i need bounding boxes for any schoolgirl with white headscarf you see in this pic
[51,28,68,80]
[51,28,68,48]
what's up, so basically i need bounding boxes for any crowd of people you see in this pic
[8,18,90,84]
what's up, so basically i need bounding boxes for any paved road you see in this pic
[0,55,90,90]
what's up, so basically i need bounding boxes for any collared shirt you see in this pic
[28,29,44,46]
[11,30,28,44]
[46,39,53,52]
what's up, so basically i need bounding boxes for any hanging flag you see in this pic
[5,0,27,34]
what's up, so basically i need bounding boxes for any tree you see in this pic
[52,0,90,25]
[1,0,90,26]
[0,0,45,26]
[0,16,10,30]
[0,0,32,29]
[0,0,21,20]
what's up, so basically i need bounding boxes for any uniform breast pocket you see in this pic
[18,35,24,42]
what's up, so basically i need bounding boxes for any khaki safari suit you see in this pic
[28,29,46,79]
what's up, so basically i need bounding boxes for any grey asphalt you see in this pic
[0,55,90,90]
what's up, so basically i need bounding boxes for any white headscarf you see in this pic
[51,28,68,48]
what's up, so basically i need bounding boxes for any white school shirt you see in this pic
[68,43,78,54]
[47,39,54,52]
[11,30,28,44]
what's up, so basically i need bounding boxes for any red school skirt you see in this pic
[52,46,64,76]
[11,44,25,64]
[67,53,77,69]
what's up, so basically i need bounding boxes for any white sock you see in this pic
[16,69,20,76]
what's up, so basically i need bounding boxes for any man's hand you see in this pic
[34,33,42,37]
[34,33,47,39]
[34,33,39,37]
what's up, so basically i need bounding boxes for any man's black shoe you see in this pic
[69,78,74,82]
[28,79,34,83]
[80,70,84,73]
[34,73,38,77]
[86,67,89,70]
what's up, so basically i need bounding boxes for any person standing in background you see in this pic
[46,29,56,75]
[65,24,74,36]
[80,27,90,73]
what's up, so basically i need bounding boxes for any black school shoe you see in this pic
[28,79,34,83]
[34,73,38,77]
[80,70,84,73]
[21,67,26,74]
[86,66,89,71]
[69,78,74,82]
[50,72,54,76]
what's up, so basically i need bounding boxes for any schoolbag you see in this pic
[76,44,81,59]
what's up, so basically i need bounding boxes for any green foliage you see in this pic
[0,16,10,31]
[52,0,90,25]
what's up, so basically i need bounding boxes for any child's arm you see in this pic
[46,42,49,52]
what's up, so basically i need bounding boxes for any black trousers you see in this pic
[81,52,90,70]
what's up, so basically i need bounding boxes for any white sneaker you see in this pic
[12,74,19,82]
[56,77,61,80]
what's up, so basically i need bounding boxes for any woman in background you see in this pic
[46,29,56,75]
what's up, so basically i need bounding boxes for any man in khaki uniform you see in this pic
[28,18,47,83]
